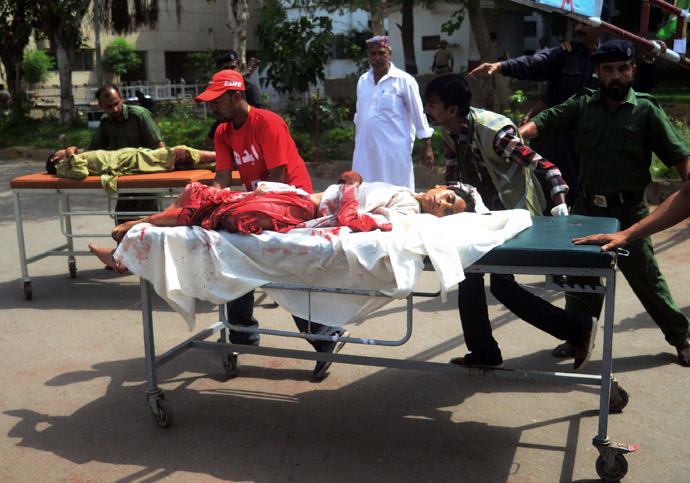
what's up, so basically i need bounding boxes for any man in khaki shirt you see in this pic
[432,40,454,74]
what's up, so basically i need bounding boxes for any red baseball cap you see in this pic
[194,69,245,103]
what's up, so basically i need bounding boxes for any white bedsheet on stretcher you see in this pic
[116,209,532,330]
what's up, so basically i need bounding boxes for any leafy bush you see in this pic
[156,102,209,148]
[501,89,528,125]
[184,50,219,84]
[651,119,689,179]
[291,131,317,162]
[22,50,55,88]
[102,38,141,75]
[284,95,348,133]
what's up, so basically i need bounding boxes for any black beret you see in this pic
[590,39,635,64]
[216,50,239,67]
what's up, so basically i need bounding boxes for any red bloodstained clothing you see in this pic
[176,183,315,234]
[215,108,313,193]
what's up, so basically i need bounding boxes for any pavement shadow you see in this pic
[4,348,600,482]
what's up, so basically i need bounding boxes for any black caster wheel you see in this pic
[596,454,628,482]
[149,396,174,428]
[222,352,241,378]
[23,281,32,300]
[609,387,629,413]
[69,259,77,278]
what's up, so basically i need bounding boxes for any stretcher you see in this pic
[132,213,636,481]
[10,169,241,299]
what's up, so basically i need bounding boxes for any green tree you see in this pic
[184,50,220,83]
[255,0,334,100]
[22,50,56,88]
[0,0,39,113]
[36,0,92,124]
[102,38,141,75]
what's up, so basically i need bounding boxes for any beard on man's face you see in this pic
[602,78,632,101]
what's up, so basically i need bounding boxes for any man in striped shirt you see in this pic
[423,74,596,372]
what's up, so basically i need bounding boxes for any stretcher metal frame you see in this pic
[136,215,637,481]
[10,169,240,300]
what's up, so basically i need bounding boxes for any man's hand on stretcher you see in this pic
[50,146,79,163]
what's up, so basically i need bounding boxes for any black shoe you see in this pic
[313,331,350,380]
[676,336,690,366]
[449,352,503,368]
[573,317,597,372]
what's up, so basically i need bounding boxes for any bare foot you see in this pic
[88,243,127,273]
[111,220,140,242]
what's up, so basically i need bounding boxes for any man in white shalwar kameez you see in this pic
[353,36,434,191]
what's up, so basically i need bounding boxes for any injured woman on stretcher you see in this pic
[89,174,533,329]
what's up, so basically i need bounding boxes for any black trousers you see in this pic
[457,273,589,358]
[225,291,344,352]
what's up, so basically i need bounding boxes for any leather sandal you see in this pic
[552,340,574,358]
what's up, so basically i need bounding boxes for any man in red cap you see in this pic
[194,70,348,379]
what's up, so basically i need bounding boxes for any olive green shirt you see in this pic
[87,104,164,151]
[532,88,690,195]
[56,146,215,194]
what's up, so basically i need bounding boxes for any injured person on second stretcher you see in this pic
[89,172,482,272]
[45,145,217,193]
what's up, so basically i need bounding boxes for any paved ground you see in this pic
[2,156,690,482]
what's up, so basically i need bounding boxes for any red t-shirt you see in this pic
[215,108,313,193]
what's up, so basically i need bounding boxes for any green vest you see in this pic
[441,108,546,216]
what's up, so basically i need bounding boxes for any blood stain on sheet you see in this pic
[139,226,147,241]
[283,249,292,255]
[265,246,278,253]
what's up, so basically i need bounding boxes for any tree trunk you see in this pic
[370,2,385,37]
[226,0,249,65]
[56,36,76,124]
[396,0,417,74]
[467,4,496,109]
[0,50,22,97]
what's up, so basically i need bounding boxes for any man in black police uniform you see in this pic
[469,18,658,209]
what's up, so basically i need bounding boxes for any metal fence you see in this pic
[31,80,208,107]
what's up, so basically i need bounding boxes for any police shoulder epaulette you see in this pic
[560,41,573,52]
[635,91,661,106]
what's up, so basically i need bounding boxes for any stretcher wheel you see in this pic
[222,352,240,378]
[68,259,77,278]
[596,453,628,481]
[150,396,174,428]
[23,281,32,300]
[609,387,629,413]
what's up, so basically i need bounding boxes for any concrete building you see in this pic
[1,0,540,105]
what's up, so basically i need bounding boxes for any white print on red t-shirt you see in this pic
[233,145,260,166]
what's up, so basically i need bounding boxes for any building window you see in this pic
[422,35,441,51]
[43,49,95,71]
[73,50,95,71]
[525,21,537,37]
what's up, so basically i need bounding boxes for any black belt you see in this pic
[582,191,642,208]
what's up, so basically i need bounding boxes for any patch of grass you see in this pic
[0,117,93,149]
[649,90,690,104]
